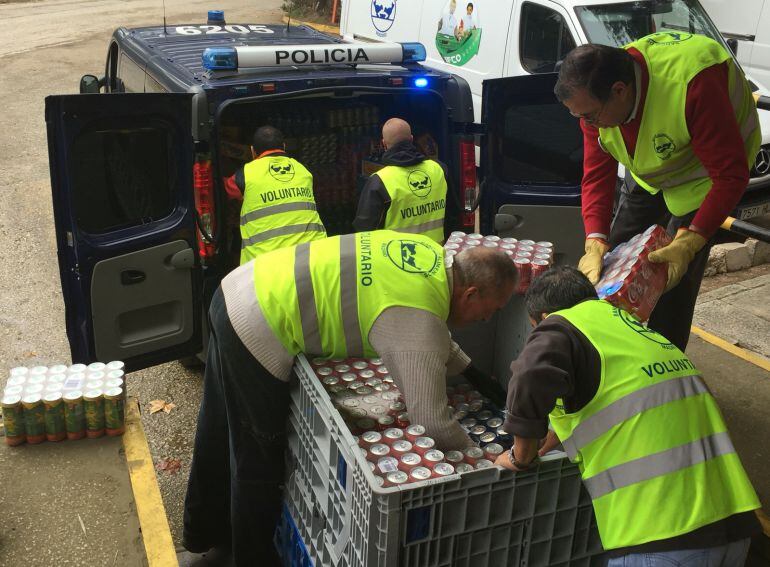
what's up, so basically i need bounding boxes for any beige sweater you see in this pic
[221,262,473,450]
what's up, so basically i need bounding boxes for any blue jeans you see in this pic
[607,537,751,567]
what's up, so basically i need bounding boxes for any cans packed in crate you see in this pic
[445,232,553,294]
[595,225,672,322]
[2,361,127,446]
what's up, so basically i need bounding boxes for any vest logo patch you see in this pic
[407,170,432,198]
[646,31,693,45]
[653,133,676,161]
[268,160,295,182]
[617,309,674,348]
[385,239,439,275]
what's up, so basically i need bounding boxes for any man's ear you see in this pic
[251,147,257,160]
[464,285,479,301]
[540,313,549,321]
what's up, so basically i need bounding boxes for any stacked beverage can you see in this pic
[594,225,672,322]
[1,361,127,446]
[445,232,554,294]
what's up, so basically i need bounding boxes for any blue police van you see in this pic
[45,12,586,370]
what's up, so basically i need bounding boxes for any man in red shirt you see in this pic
[554,36,759,350]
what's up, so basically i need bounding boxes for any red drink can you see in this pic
[388,401,406,415]
[514,258,532,293]
[409,467,432,483]
[376,366,389,376]
[460,417,477,430]
[334,364,351,374]
[432,463,456,478]
[316,366,334,377]
[483,443,504,461]
[368,443,391,462]
[470,425,488,437]
[322,375,340,387]
[384,471,409,487]
[376,456,399,475]
[358,369,375,380]
[413,436,436,456]
[351,360,370,371]
[405,424,426,443]
[518,239,535,246]
[383,428,405,444]
[356,418,376,432]
[531,259,549,279]
[486,417,503,429]
[391,440,413,457]
[359,430,382,448]
[455,463,474,474]
[376,415,395,431]
[396,412,410,428]
[475,459,494,469]
[399,453,422,473]
[463,446,484,465]
[423,449,445,466]
[445,450,464,465]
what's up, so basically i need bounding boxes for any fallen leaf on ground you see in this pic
[149,399,175,414]
[22,351,37,358]
[156,458,182,474]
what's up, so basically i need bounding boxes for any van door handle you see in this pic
[494,213,523,232]
[121,270,146,285]
[169,248,194,269]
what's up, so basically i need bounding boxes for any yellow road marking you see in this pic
[691,325,770,372]
[123,398,178,566]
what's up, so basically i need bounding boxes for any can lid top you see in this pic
[43,392,63,402]
[2,394,22,405]
[87,362,106,371]
[22,393,42,404]
[84,389,103,399]
[106,361,125,371]
[104,387,123,398]
[48,365,69,374]
[10,367,29,376]
[63,390,84,400]
[68,364,87,372]
[106,369,125,379]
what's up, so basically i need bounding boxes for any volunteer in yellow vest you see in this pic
[497,266,761,566]
[555,34,761,351]
[224,125,325,264]
[353,118,449,243]
[183,231,513,567]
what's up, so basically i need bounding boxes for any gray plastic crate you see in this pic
[285,352,605,567]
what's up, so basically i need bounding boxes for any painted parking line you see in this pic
[691,325,770,373]
[691,325,770,537]
[123,398,178,567]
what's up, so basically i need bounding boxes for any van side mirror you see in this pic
[726,38,739,57]
[80,74,102,94]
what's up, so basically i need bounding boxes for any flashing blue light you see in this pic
[414,77,429,88]
[401,42,427,64]
[203,47,238,70]
[207,10,225,22]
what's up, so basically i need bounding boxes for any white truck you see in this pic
[341,0,770,222]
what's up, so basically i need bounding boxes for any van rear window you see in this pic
[70,124,175,233]
[493,102,583,185]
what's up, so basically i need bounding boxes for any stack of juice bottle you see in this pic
[310,357,512,487]
[1,361,126,446]
[444,232,554,294]
[595,225,672,322]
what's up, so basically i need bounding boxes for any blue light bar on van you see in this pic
[203,47,238,70]
[401,43,426,64]
[413,77,428,88]
[207,10,225,23]
[202,42,427,70]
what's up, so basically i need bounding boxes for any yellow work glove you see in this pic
[577,238,610,285]
[647,229,707,292]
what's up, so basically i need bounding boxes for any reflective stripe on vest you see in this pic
[253,230,450,358]
[548,300,759,549]
[376,160,447,243]
[598,32,761,216]
[240,156,326,263]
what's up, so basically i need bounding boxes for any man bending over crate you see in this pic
[498,266,760,566]
[183,230,513,566]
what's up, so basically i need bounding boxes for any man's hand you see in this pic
[494,452,520,471]
[462,365,507,407]
[577,238,609,285]
[538,429,561,456]
[647,229,707,292]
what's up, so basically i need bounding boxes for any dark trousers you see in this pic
[609,178,714,351]
[183,287,289,567]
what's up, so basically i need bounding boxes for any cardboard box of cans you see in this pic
[444,232,553,294]
[310,357,511,489]
[1,361,127,446]
[595,225,672,322]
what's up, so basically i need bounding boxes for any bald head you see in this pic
[448,246,518,327]
[382,118,413,148]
